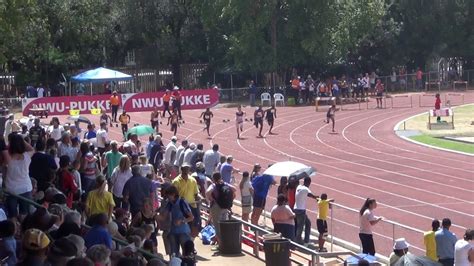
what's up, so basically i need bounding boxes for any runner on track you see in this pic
[325,104,336,133]
[119,110,131,139]
[265,104,277,135]
[236,105,245,139]
[254,105,265,138]
[150,107,161,132]
[199,107,214,137]
[167,109,179,136]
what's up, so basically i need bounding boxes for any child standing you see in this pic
[325,104,337,132]
[317,193,334,252]
[435,93,441,122]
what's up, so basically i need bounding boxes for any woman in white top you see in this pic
[1,133,34,220]
[239,171,253,227]
[454,229,474,266]
[359,198,383,256]
[110,155,132,208]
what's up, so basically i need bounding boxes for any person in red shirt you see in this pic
[57,155,78,208]
[286,176,299,210]
[416,67,423,91]
[435,93,441,122]
[171,86,183,120]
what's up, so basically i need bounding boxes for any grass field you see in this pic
[409,135,474,154]
[401,104,474,154]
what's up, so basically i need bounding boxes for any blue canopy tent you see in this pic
[70,67,133,95]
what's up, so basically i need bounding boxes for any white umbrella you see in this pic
[263,161,315,177]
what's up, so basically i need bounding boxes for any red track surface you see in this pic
[58,91,474,257]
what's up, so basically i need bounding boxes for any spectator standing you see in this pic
[277,176,288,196]
[165,185,194,256]
[435,218,457,266]
[219,155,239,184]
[183,143,196,167]
[110,91,120,122]
[37,84,45,98]
[391,67,397,90]
[248,80,257,107]
[84,124,97,140]
[454,229,474,266]
[96,122,109,155]
[374,79,384,109]
[122,165,153,218]
[29,118,46,147]
[369,72,377,93]
[270,194,295,241]
[58,132,76,162]
[103,140,123,180]
[174,140,188,171]
[149,135,163,171]
[172,165,201,238]
[294,176,318,245]
[424,219,440,261]
[239,171,253,227]
[86,175,115,220]
[359,198,383,255]
[286,176,299,210]
[416,67,423,91]
[110,155,132,208]
[79,142,99,194]
[250,173,276,226]
[164,136,178,179]
[57,155,78,208]
[317,193,334,252]
[435,93,442,122]
[205,172,236,251]
[190,143,204,172]
[363,73,370,98]
[203,144,220,177]
[47,117,64,142]
[131,197,160,249]
[1,134,34,220]
[29,140,58,191]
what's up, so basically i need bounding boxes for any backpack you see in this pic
[214,183,233,209]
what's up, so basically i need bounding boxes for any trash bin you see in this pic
[218,219,242,254]
[263,239,290,266]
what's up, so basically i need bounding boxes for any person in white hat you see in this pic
[389,238,410,265]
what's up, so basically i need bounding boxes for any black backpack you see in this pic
[215,183,233,209]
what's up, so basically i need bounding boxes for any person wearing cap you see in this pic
[164,136,178,179]
[171,86,183,119]
[18,228,51,266]
[436,218,458,266]
[29,118,46,147]
[389,238,410,265]
[96,122,109,155]
[454,229,474,266]
[203,144,220,177]
[219,155,239,184]
[424,219,440,261]
[162,89,172,118]
[110,91,120,122]
[183,143,196,167]
[172,164,201,238]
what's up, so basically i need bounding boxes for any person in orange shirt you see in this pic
[110,91,120,122]
[172,87,183,120]
[162,89,172,118]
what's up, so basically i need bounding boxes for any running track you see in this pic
[58,91,474,257]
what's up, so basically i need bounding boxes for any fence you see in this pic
[327,203,426,259]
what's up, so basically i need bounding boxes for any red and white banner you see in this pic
[22,89,219,116]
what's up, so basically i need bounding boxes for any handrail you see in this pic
[2,190,162,261]
[199,202,356,266]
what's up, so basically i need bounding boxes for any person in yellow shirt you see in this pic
[172,164,201,237]
[317,193,334,252]
[86,175,115,221]
[424,219,440,261]
[118,110,131,139]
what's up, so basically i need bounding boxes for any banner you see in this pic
[22,89,219,116]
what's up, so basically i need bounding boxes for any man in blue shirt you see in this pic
[219,155,239,184]
[122,165,153,218]
[248,80,257,106]
[435,218,457,266]
[84,213,112,249]
[250,173,276,225]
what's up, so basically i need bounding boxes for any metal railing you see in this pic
[198,202,357,266]
[328,203,426,259]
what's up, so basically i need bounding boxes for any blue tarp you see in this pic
[71,67,132,83]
